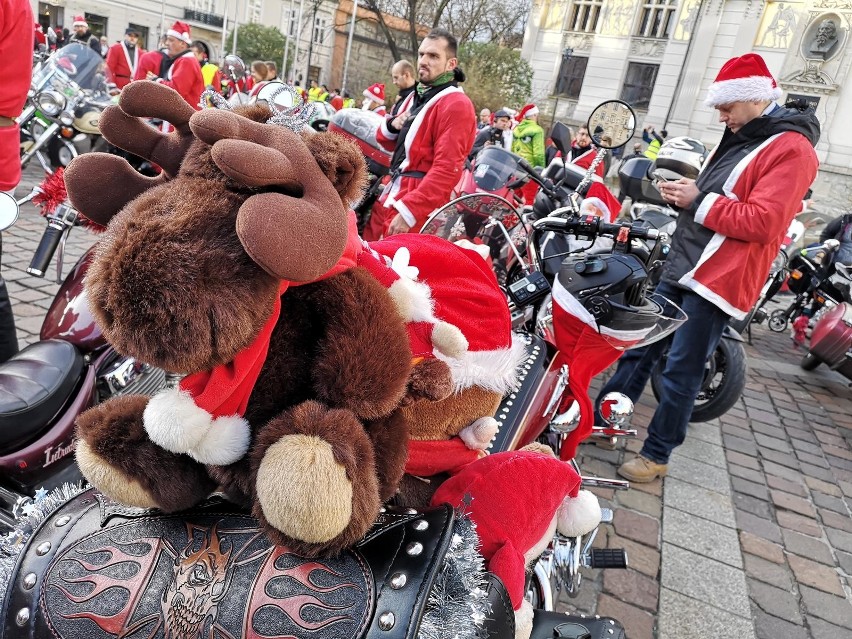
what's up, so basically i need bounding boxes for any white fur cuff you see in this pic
[556,490,602,537]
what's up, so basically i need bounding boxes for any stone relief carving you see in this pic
[781,12,846,93]
[563,33,594,52]
[756,1,799,49]
[630,37,667,57]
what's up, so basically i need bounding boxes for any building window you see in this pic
[247,0,263,23]
[313,17,327,44]
[189,0,215,13]
[555,56,588,99]
[620,62,658,109]
[288,9,298,37]
[84,13,107,37]
[128,23,149,49]
[566,0,603,33]
[636,0,676,38]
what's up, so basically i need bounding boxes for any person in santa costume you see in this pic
[145,21,204,110]
[106,27,145,89]
[371,28,476,238]
[596,52,820,483]
[0,0,32,363]
[134,36,167,82]
[66,15,101,55]
[361,82,387,116]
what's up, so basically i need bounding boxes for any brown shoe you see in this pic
[617,455,668,483]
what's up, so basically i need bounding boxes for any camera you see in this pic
[488,127,504,146]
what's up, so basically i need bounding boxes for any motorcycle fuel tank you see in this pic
[40,250,106,352]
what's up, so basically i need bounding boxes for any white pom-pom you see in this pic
[556,490,602,537]
[188,415,252,465]
[143,387,212,453]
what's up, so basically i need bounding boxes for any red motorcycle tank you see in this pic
[40,248,107,351]
[810,302,852,375]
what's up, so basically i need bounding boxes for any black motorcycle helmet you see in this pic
[556,252,685,349]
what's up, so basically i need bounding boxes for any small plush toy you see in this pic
[791,314,809,347]
[431,450,602,639]
[65,82,438,557]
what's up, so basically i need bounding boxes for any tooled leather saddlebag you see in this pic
[1,488,514,639]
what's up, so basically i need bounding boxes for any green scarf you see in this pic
[417,71,455,96]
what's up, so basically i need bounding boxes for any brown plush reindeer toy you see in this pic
[64,82,454,557]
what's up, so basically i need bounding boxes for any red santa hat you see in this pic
[363,83,385,105]
[367,234,526,394]
[704,53,782,107]
[516,103,539,122]
[72,15,88,28]
[431,451,600,613]
[166,20,192,44]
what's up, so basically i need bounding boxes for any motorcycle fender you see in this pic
[72,110,101,135]
[722,325,745,342]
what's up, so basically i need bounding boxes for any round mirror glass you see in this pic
[254,81,297,109]
[0,192,19,231]
[587,100,637,148]
[223,54,246,80]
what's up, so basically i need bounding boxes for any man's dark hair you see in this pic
[424,28,458,58]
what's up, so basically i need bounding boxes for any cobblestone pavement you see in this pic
[6,164,852,638]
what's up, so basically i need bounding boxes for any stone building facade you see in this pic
[521,0,851,211]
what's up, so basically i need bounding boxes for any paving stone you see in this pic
[751,421,787,440]
[753,432,792,454]
[607,534,660,579]
[736,509,783,544]
[761,448,802,470]
[665,477,737,529]
[752,608,808,639]
[733,492,775,520]
[729,464,766,484]
[740,531,785,564]
[781,529,836,566]
[666,455,731,496]
[808,617,852,639]
[797,450,831,468]
[615,485,662,518]
[674,436,726,468]
[602,568,659,612]
[763,459,802,478]
[595,594,655,639]
[664,507,742,568]
[777,511,822,537]
[786,554,845,596]
[727,450,761,471]
[820,508,852,534]
[746,578,804,624]
[766,474,808,497]
[743,553,794,590]
[825,527,852,554]
[724,433,759,457]
[658,588,755,639]
[613,509,660,549]
[791,438,828,457]
[799,585,852,629]
[805,478,845,499]
[686,423,723,447]
[731,476,770,502]
[837,551,852,577]
[812,491,849,514]
[815,430,848,449]
[630,478,663,496]
[799,461,839,483]
[770,490,818,518]
[662,544,750,618]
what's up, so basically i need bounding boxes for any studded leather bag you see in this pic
[1,488,519,639]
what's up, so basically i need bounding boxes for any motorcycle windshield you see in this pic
[472,147,523,192]
[33,43,109,94]
[328,108,385,154]
[420,192,526,283]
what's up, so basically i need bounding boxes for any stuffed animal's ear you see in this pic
[303,132,368,206]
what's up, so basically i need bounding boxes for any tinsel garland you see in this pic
[417,512,491,639]
[0,482,88,612]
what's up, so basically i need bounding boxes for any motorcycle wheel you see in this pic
[768,309,789,332]
[47,138,75,169]
[651,337,747,423]
[800,351,821,371]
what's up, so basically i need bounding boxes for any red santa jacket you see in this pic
[106,41,145,89]
[156,51,205,109]
[1,0,33,191]
[134,49,164,81]
[376,87,475,229]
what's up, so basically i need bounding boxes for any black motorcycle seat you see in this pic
[529,611,625,639]
[489,331,550,453]
[0,340,83,449]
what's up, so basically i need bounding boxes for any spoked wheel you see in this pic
[768,309,790,332]
[800,351,821,371]
[651,337,747,423]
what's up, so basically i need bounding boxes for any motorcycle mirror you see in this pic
[254,81,296,109]
[550,121,572,157]
[599,392,634,427]
[587,100,637,149]
[0,192,19,231]
[223,54,247,82]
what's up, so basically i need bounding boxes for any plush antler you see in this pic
[189,108,358,282]
[64,82,198,227]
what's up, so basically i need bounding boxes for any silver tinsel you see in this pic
[0,482,88,611]
[199,88,233,111]
[416,513,490,639]
[265,84,315,133]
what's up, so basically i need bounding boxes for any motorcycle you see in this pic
[19,43,113,173]
[800,263,852,378]
[617,143,748,423]
[0,174,168,531]
[766,239,843,333]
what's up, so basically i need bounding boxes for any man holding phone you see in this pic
[596,53,820,482]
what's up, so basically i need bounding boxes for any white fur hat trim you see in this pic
[556,489,602,537]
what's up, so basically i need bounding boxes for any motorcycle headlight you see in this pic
[59,111,75,126]
[36,90,66,117]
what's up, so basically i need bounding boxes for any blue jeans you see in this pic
[595,281,730,464]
